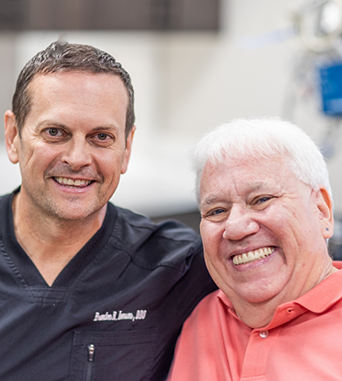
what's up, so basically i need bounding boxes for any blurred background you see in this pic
[1,0,342,257]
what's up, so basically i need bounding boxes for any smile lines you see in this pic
[54,177,92,187]
[233,247,275,265]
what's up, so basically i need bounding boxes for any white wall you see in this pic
[1,0,342,216]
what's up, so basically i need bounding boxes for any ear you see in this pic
[120,125,136,175]
[315,187,334,239]
[4,110,20,164]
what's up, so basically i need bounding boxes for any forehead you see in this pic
[28,71,128,109]
[200,154,297,201]
[24,71,128,127]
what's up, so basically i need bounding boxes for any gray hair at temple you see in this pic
[192,118,332,205]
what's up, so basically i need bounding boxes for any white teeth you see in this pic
[247,251,255,261]
[233,247,274,265]
[55,177,91,187]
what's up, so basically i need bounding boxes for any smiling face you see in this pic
[199,154,334,317]
[5,71,134,222]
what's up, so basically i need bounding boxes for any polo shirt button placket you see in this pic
[259,330,269,338]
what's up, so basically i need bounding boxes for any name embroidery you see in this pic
[93,310,147,322]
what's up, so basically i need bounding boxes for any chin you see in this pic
[48,203,104,221]
[239,286,284,304]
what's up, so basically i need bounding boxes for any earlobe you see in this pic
[316,187,334,239]
[121,125,136,175]
[4,110,20,164]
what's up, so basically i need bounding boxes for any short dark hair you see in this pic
[12,41,135,139]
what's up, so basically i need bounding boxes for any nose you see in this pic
[222,204,259,241]
[61,138,92,170]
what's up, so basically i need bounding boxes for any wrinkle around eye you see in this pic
[202,208,229,222]
[90,133,115,145]
[96,133,110,140]
[249,195,276,210]
[42,127,67,141]
[256,196,272,204]
[48,128,63,136]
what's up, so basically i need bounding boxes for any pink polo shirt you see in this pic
[168,262,342,381]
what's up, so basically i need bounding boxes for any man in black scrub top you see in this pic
[0,41,215,381]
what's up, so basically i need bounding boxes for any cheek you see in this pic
[99,151,124,171]
[201,222,223,258]
[21,142,55,168]
[101,160,122,181]
[200,221,214,248]
[203,252,215,280]
[203,249,229,294]
[263,206,301,238]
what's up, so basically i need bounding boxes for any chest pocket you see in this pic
[68,328,158,381]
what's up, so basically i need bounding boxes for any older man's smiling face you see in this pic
[199,154,333,316]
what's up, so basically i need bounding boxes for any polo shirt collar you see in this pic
[217,262,342,329]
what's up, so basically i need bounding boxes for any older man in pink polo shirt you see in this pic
[168,118,342,381]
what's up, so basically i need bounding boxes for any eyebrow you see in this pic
[36,121,66,130]
[248,182,270,192]
[200,181,277,207]
[200,195,223,208]
[36,121,120,133]
[91,125,120,133]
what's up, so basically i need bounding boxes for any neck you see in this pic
[12,191,107,286]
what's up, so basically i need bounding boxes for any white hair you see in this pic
[193,117,332,204]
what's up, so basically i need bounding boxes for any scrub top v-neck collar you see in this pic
[0,188,117,288]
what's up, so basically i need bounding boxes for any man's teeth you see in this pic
[233,247,275,265]
[55,177,91,187]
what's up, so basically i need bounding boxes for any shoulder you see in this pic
[167,290,222,380]
[0,192,12,204]
[108,203,202,271]
[185,290,222,324]
[0,191,15,217]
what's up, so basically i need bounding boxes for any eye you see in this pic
[250,195,275,210]
[256,196,272,204]
[43,127,65,139]
[202,207,229,222]
[97,133,108,140]
[91,132,114,145]
[47,128,62,136]
[210,208,225,215]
